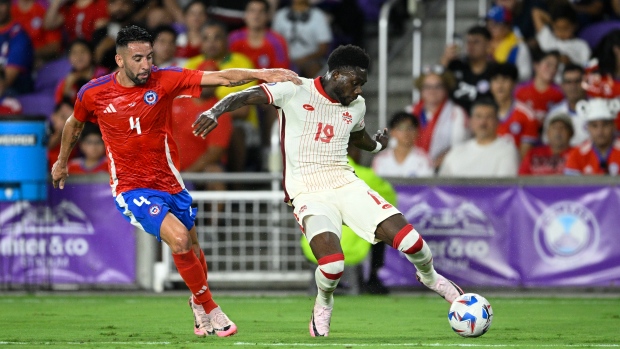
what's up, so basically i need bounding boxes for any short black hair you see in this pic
[247,0,270,13]
[327,45,370,72]
[389,111,419,129]
[202,20,229,35]
[531,48,560,64]
[562,63,584,77]
[467,25,491,40]
[551,4,578,24]
[67,38,93,55]
[470,96,499,115]
[151,25,177,41]
[116,25,153,49]
[80,123,102,141]
[488,62,519,82]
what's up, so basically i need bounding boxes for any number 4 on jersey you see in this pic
[129,117,142,134]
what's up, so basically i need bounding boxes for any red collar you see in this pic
[313,77,339,103]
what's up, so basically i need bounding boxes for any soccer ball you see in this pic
[448,293,493,337]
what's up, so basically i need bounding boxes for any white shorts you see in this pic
[292,179,401,243]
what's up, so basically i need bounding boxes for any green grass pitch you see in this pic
[0,294,618,349]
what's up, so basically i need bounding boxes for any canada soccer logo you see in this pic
[342,111,352,124]
[143,90,158,105]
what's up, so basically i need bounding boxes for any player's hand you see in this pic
[192,110,218,139]
[374,128,389,151]
[51,161,69,189]
[259,68,302,85]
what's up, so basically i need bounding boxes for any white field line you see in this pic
[233,343,620,347]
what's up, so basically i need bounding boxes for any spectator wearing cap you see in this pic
[519,111,574,175]
[565,98,620,175]
[406,65,470,170]
[439,98,519,177]
[515,49,564,122]
[440,25,495,112]
[372,111,434,178]
[489,62,539,159]
[486,5,532,81]
[548,64,589,146]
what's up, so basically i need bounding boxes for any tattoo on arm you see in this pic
[226,80,252,87]
[211,87,269,118]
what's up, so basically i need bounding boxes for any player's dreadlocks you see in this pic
[327,45,370,72]
[116,25,153,48]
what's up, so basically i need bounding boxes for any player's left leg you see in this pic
[375,214,463,303]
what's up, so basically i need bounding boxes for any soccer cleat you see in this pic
[189,296,214,337]
[309,302,333,337]
[207,307,237,337]
[416,272,464,303]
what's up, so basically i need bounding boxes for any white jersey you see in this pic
[261,77,366,202]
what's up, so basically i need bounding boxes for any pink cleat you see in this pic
[189,297,214,337]
[208,307,238,337]
[416,272,464,303]
[309,302,333,337]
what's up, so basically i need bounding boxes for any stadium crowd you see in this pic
[2,0,620,178]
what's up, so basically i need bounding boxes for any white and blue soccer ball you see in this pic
[448,293,493,337]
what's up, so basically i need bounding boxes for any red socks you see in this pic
[173,250,218,313]
[198,249,208,277]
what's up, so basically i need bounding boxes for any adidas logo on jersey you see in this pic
[103,104,117,113]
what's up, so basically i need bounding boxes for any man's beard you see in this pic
[127,70,150,85]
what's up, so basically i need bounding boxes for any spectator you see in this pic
[519,111,573,175]
[494,0,537,47]
[0,69,22,114]
[548,63,589,146]
[515,49,564,122]
[171,90,233,191]
[565,98,620,175]
[489,63,539,159]
[176,0,207,59]
[54,39,108,105]
[441,25,495,112]
[407,65,469,170]
[152,25,187,68]
[0,0,33,96]
[371,111,433,178]
[143,6,175,32]
[486,5,532,81]
[273,0,332,78]
[229,0,290,70]
[439,98,519,177]
[91,0,138,70]
[44,0,108,42]
[532,4,591,67]
[185,21,262,172]
[47,98,78,170]
[11,0,62,67]
[67,124,108,175]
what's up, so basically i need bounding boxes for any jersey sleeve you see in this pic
[259,81,297,107]
[351,103,366,133]
[162,67,203,98]
[73,89,96,123]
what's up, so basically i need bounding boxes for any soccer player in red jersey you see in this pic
[51,25,300,337]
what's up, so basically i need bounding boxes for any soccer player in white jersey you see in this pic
[193,45,464,337]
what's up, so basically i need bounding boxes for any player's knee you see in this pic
[163,227,192,254]
[317,253,345,280]
[392,224,424,255]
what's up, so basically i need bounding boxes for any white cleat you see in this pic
[309,302,333,337]
[189,297,214,337]
[416,272,464,303]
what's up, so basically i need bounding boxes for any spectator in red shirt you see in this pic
[11,0,62,67]
[176,0,207,59]
[490,62,539,159]
[44,0,108,42]
[515,49,564,123]
[67,124,108,175]
[565,98,620,175]
[519,111,573,175]
[54,39,108,104]
[229,0,290,70]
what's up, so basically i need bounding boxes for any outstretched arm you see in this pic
[192,86,270,138]
[349,128,389,153]
[51,114,86,189]
[200,68,301,87]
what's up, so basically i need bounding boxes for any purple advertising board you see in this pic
[381,185,620,287]
[0,183,136,284]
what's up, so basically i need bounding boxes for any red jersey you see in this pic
[515,81,564,122]
[171,96,233,171]
[11,2,62,50]
[228,28,290,69]
[518,145,572,175]
[497,101,539,147]
[61,0,108,42]
[565,139,620,175]
[67,157,108,174]
[73,67,203,196]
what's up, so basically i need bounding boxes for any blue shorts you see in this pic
[114,188,197,241]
